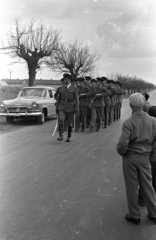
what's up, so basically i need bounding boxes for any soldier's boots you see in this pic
[57,124,63,141]
[66,126,72,142]
[81,122,85,131]
[90,126,95,131]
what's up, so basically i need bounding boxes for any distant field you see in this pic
[0,86,21,102]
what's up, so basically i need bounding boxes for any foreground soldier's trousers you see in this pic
[58,111,74,127]
[123,153,156,219]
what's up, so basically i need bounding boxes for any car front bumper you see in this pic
[0,112,42,117]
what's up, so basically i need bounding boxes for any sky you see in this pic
[0,0,156,84]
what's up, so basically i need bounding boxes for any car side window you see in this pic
[42,90,46,97]
[48,90,53,98]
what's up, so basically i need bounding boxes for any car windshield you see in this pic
[19,89,46,97]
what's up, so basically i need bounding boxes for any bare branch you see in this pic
[46,39,100,78]
[0,18,61,86]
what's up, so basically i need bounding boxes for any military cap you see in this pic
[109,79,115,84]
[91,78,97,82]
[115,81,122,86]
[85,76,91,81]
[143,92,150,101]
[149,106,156,118]
[101,76,108,81]
[80,77,85,82]
[63,73,71,79]
[77,77,83,82]
[97,77,102,82]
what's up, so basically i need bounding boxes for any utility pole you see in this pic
[8,69,13,79]
[8,69,13,89]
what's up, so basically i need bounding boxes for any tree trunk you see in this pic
[28,67,37,86]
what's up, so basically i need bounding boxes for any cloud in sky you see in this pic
[0,0,156,83]
[96,1,156,59]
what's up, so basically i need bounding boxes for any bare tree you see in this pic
[1,19,61,86]
[46,39,99,78]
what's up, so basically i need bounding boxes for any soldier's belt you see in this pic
[61,99,74,102]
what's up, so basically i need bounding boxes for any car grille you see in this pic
[7,107,29,113]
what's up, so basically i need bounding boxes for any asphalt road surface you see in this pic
[1,91,156,240]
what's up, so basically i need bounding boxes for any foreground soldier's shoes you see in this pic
[125,213,140,225]
[57,136,63,141]
[66,137,71,142]
[148,215,156,224]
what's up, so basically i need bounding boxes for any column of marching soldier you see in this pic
[54,74,125,142]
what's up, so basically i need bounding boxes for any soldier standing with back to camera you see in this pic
[56,73,79,142]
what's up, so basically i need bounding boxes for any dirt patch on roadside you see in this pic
[0,117,25,134]
[0,117,40,135]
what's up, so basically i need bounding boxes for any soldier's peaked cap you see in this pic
[115,81,122,85]
[63,73,71,79]
[101,76,108,81]
[97,77,102,82]
[85,76,91,81]
[91,78,97,82]
[80,77,85,82]
[108,79,115,83]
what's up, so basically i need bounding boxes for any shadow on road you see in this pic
[0,116,56,134]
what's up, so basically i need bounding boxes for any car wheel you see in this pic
[6,116,14,123]
[38,110,45,124]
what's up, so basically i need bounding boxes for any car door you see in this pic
[46,89,56,115]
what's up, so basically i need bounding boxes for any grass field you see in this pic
[0,86,21,102]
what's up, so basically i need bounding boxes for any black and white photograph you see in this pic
[0,1,156,239]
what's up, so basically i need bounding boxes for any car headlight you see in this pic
[0,102,5,108]
[32,102,38,108]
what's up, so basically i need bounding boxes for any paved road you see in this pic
[1,91,156,240]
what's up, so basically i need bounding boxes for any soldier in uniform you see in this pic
[85,76,92,128]
[115,81,124,120]
[77,77,91,131]
[56,73,79,142]
[101,77,111,128]
[90,78,110,131]
[54,78,65,100]
[107,80,117,125]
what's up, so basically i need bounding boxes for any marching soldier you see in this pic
[101,77,111,128]
[107,80,117,125]
[56,73,79,142]
[90,78,110,131]
[77,77,91,131]
[54,78,65,100]
[115,81,124,120]
[85,76,92,128]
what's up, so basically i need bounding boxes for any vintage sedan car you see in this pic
[0,86,57,124]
